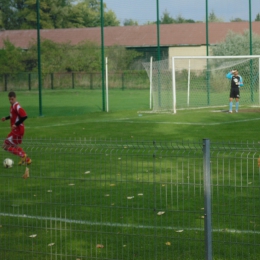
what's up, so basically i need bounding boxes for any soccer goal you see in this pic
[143,55,260,113]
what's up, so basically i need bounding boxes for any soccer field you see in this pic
[1,90,260,260]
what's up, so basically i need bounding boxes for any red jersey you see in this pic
[10,102,27,136]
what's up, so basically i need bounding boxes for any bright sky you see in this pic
[105,0,260,25]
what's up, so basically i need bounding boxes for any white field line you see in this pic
[1,115,260,130]
[11,116,260,129]
[0,212,259,235]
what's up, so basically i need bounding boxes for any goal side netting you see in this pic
[143,56,260,113]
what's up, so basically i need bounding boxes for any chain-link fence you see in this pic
[0,139,260,260]
[1,0,260,115]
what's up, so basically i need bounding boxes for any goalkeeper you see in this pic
[226,69,243,113]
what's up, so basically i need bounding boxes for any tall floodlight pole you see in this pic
[205,0,210,105]
[249,0,253,101]
[156,0,161,107]
[156,0,160,62]
[100,0,105,111]
[249,0,252,55]
[205,0,209,56]
[36,0,43,116]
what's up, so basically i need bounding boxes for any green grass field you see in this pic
[0,90,260,260]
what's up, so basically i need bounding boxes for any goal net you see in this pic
[143,56,260,113]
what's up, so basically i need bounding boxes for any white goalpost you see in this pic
[143,55,260,113]
[106,57,109,112]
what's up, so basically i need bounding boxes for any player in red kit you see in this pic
[1,91,32,165]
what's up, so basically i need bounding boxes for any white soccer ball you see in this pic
[3,158,14,168]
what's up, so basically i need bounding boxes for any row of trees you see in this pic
[0,0,120,29]
[1,0,260,29]
[0,39,142,74]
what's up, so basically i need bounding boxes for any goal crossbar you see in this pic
[143,56,260,114]
[172,55,260,113]
[172,55,260,59]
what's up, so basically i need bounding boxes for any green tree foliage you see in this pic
[211,30,260,56]
[160,10,175,24]
[105,46,142,71]
[0,40,24,73]
[160,10,196,24]
[255,13,260,21]
[74,0,119,27]
[124,19,138,26]
[0,11,3,28]
[0,0,19,29]
[24,39,101,73]
[208,11,224,22]
[0,0,119,29]
[19,0,54,29]
[0,38,141,74]
[230,18,245,22]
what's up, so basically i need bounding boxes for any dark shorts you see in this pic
[230,88,240,99]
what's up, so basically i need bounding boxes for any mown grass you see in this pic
[0,90,260,260]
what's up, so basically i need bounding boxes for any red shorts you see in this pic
[4,128,24,146]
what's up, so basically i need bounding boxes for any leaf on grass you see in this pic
[96,244,104,248]
[127,196,134,199]
[48,243,55,246]
[47,190,52,193]
[165,242,171,246]
[157,211,165,216]
[137,193,143,196]
[22,167,29,179]
[110,184,116,186]
[201,216,205,219]
[248,182,252,185]
[29,234,37,238]
[118,158,121,160]
[84,171,91,174]
[105,194,110,197]
[68,183,75,186]
[175,230,183,233]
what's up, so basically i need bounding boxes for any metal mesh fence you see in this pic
[1,0,260,116]
[0,139,260,259]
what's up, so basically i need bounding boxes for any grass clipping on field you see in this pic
[23,167,29,179]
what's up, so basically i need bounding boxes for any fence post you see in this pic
[4,74,8,91]
[72,73,75,89]
[90,73,93,89]
[51,73,54,89]
[203,139,212,260]
[28,73,31,91]
[121,72,125,90]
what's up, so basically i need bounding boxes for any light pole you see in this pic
[156,0,161,107]
[36,0,43,116]
[249,0,252,55]
[205,0,210,105]
[100,0,105,112]
[249,0,253,101]
[156,0,160,62]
